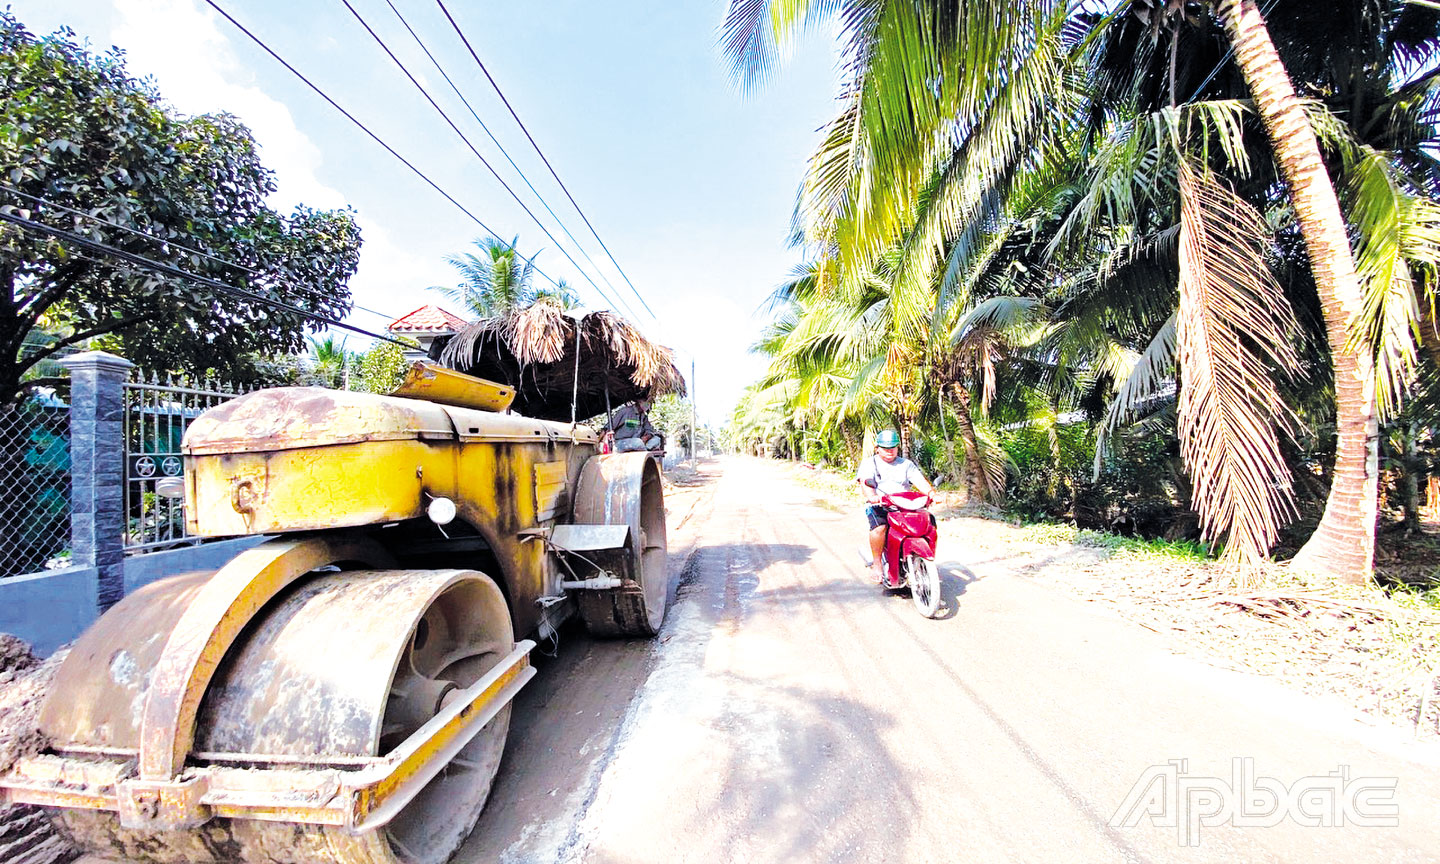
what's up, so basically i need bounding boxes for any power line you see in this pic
[435,0,656,319]
[380,0,630,311]
[0,183,405,326]
[202,0,577,302]
[0,208,413,347]
[0,184,256,277]
[337,0,636,318]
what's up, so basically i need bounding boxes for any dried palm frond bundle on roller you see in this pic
[438,304,686,421]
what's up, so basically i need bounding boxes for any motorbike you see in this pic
[868,489,942,618]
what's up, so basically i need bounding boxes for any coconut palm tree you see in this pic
[308,335,349,389]
[434,236,541,318]
[1076,0,1440,577]
[724,0,1440,581]
[533,278,581,310]
[1213,0,1439,579]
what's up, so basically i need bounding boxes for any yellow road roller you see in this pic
[0,357,671,863]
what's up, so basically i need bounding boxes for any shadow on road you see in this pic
[605,671,916,864]
[929,559,988,620]
[582,534,917,864]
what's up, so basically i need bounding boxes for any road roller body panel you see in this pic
[1,362,671,863]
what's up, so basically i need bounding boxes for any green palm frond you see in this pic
[432,236,541,318]
[1093,312,1176,480]
[1341,142,1440,419]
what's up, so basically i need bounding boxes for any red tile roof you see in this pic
[388,304,469,334]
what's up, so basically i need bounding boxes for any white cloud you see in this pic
[652,293,767,429]
[111,0,344,211]
[344,214,459,337]
[106,0,456,337]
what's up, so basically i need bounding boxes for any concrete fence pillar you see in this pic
[58,350,133,611]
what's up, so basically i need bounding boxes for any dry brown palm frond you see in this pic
[439,317,498,372]
[506,301,571,364]
[439,304,684,420]
[1177,159,1303,572]
[974,431,1010,502]
[581,310,685,392]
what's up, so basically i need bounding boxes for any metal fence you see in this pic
[124,372,254,553]
[0,390,72,576]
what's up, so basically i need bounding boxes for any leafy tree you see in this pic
[649,394,697,451]
[353,337,415,394]
[0,12,362,405]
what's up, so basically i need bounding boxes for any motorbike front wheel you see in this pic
[907,554,941,618]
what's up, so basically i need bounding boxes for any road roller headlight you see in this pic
[427,496,457,526]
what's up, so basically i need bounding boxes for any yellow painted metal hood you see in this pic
[183,387,456,455]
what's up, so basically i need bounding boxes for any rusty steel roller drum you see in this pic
[46,567,514,864]
[572,452,668,637]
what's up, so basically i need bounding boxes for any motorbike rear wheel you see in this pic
[908,554,941,618]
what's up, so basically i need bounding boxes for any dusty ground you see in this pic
[0,636,74,864]
[14,455,1440,863]
[464,455,1440,863]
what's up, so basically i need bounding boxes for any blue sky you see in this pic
[11,0,841,425]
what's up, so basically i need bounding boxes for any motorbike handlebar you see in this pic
[876,493,932,510]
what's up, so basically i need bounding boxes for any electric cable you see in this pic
[0,184,256,276]
[203,0,577,299]
[380,0,629,311]
[338,0,635,317]
[0,184,405,325]
[0,208,413,347]
[435,0,656,319]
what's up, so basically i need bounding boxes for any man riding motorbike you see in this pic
[857,429,934,584]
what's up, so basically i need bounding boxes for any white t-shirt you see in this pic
[857,454,925,496]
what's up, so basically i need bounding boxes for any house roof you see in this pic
[388,304,469,334]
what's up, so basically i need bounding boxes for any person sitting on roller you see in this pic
[857,429,934,583]
[609,397,664,453]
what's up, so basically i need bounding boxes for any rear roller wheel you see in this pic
[573,453,669,637]
[52,567,514,864]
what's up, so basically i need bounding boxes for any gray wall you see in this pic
[0,536,266,657]
[0,566,99,657]
[123,536,266,595]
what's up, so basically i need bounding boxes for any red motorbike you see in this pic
[872,490,942,618]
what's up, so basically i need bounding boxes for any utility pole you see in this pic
[689,358,697,466]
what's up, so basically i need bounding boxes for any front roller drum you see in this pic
[572,452,668,637]
[50,566,516,864]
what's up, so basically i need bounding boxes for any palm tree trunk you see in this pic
[952,385,989,503]
[897,416,912,457]
[1217,0,1377,583]
[1401,422,1421,534]
[935,390,963,490]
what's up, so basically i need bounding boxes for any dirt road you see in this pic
[461,455,1440,864]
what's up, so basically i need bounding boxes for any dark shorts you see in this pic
[865,505,886,530]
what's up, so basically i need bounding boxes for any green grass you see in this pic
[1386,580,1440,612]
[792,464,863,502]
[1016,522,1213,562]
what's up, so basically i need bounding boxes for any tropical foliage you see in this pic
[724,0,1440,582]
[0,12,361,405]
[433,236,578,317]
